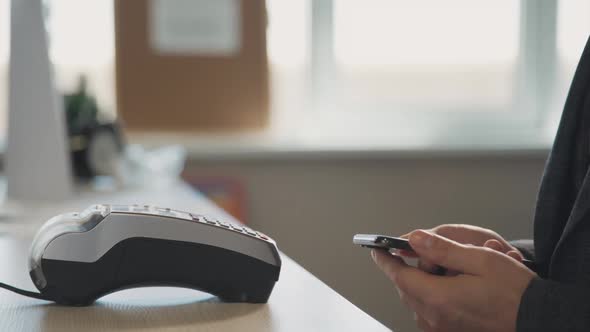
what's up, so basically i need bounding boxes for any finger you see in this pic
[506,249,524,262]
[399,231,424,258]
[397,232,418,257]
[397,249,418,258]
[418,257,440,274]
[374,250,453,327]
[372,249,448,303]
[371,249,406,283]
[418,259,449,276]
[397,287,425,314]
[399,290,435,330]
[483,239,504,252]
[408,229,502,275]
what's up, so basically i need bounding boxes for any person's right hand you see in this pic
[400,224,524,274]
[372,231,536,332]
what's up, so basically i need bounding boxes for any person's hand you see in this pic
[372,230,536,332]
[399,224,524,274]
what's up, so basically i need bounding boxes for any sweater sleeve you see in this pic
[517,277,590,332]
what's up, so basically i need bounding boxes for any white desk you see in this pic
[0,181,389,331]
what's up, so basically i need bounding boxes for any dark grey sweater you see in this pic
[511,36,590,331]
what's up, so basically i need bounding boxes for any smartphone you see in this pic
[353,233,536,271]
[353,234,413,251]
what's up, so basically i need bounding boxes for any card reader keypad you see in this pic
[108,204,271,242]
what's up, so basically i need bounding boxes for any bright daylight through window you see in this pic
[1,0,590,149]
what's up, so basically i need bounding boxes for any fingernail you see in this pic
[410,230,433,249]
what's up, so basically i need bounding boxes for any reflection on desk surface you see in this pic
[36,291,268,332]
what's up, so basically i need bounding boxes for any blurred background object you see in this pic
[2,0,590,331]
[6,0,73,202]
[65,75,124,180]
[114,0,269,132]
[181,174,247,223]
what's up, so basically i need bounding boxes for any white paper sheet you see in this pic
[149,0,241,56]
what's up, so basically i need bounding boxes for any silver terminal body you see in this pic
[29,204,280,291]
[29,205,110,289]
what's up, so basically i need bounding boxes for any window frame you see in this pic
[301,0,560,146]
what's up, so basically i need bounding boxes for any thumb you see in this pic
[408,230,499,275]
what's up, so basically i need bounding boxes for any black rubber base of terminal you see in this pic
[36,238,280,306]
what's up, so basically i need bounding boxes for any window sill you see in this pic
[127,130,552,162]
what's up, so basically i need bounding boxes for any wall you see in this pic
[185,153,547,331]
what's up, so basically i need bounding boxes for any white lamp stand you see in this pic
[6,0,73,202]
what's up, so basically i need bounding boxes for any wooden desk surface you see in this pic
[0,181,389,331]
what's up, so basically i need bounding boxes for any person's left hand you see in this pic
[372,230,536,332]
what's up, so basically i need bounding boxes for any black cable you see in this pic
[0,282,52,301]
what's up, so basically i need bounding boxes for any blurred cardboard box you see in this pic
[114,0,269,132]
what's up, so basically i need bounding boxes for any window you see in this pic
[0,0,115,137]
[267,1,308,68]
[558,0,590,69]
[269,0,590,147]
[555,0,590,126]
[1,1,589,149]
[332,0,519,112]
[0,0,8,133]
[46,0,115,117]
